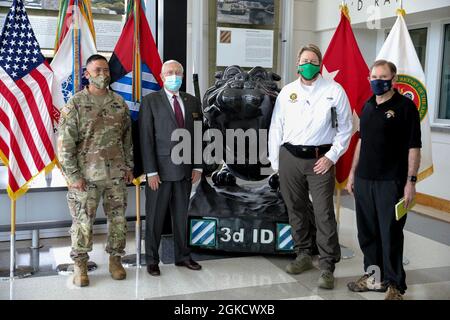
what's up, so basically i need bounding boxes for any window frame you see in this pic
[436,22,450,125]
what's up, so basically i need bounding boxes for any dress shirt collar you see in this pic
[164,87,180,101]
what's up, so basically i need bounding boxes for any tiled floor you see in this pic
[0,194,449,300]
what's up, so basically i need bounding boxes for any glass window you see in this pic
[385,27,427,70]
[409,28,428,71]
[439,24,450,120]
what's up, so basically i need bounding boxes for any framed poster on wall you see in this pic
[216,0,274,26]
[216,26,273,68]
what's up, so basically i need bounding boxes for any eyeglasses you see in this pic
[299,59,320,65]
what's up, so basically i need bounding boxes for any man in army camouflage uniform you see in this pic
[57,54,134,287]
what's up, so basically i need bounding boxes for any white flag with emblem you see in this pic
[50,2,97,115]
[376,10,433,181]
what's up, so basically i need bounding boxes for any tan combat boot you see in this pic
[73,260,89,287]
[109,256,126,280]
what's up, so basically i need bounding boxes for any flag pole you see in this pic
[122,1,144,268]
[133,0,142,268]
[73,0,80,92]
[135,182,142,267]
[0,199,33,279]
[122,180,145,268]
[10,199,16,278]
[333,2,355,260]
[397,0,409,269]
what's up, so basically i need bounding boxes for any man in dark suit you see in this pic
[139,60,203,276]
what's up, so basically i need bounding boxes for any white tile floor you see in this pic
[0,196,449,300]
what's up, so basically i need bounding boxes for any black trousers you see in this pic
[354,176,407,293]
[145,179,192,265]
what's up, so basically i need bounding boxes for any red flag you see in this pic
[0,0,57,199]
[322,5,372,189]
[109,0,163,121]
[109,0,163,179]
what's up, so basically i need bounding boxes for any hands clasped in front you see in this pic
[147,170,202,191]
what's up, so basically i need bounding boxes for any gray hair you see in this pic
[161,60,184,75]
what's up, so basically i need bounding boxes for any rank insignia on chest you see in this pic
[385,110,395,119]
[289,93,298,103]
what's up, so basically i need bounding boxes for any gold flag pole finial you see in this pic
[339,1,350,22]
[397,0,406,17]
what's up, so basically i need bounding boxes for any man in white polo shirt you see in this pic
[268,44,353,289]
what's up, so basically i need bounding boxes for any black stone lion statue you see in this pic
[202,65,281,186]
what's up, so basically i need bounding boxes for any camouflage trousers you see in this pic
[67,179,128,262]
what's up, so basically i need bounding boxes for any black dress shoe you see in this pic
[147,263,160,276]
[175,259,202,271]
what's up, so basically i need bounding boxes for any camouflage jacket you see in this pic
[57,87,133,185]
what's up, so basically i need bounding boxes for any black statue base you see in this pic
[187,179,293,254]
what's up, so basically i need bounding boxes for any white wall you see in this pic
[417,131,450,200]
[287,0,316,85]
[315,0,450,31]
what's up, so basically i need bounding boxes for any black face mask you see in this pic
[370,78,393,96]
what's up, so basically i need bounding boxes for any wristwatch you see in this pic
[407,176,417,183]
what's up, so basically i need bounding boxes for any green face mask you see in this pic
[297,63,321,80]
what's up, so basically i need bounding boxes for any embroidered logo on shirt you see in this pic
[289,93,298,103]
[385,110,395,119]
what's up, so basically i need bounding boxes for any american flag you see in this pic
[0,0,56,200]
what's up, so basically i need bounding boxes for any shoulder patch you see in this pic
[61,105,74,117]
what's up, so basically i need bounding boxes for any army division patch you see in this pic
[276,223,294,251]
[395,74,428,121]
[189,219,217,248]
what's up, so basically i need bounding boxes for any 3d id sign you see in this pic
[189,217,294,254]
